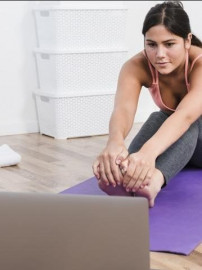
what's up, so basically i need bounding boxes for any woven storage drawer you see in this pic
[33,8,127,50]
[35,92,115,139]
[34,50,127,94]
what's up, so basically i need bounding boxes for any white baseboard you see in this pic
[0,121,39,136]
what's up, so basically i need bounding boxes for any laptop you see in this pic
[0,192,153,270]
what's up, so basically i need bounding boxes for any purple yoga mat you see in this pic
[60,168,202,255]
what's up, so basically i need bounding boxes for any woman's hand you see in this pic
[92,142,129,187]
[121,151,156,192]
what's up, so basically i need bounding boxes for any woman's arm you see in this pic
[107,60,142,145]
[92,54,146,186]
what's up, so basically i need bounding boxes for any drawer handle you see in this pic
[41,54,50,60]
[40,10,50,17]
[40,96,50,103]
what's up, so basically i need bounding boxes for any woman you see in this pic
[92,1,202,207]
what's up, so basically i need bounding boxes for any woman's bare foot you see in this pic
[98,168,165,206]
[98,180,133,196]
[135,168,165,207]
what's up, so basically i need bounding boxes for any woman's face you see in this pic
[144,25,191,75]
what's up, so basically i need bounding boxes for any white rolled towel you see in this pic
[0,144,22,167]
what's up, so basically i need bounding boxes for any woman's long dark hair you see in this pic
[142,1,202,48]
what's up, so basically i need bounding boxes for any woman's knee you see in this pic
[128,111,169,154]
[188,118,202,167]
[184,119,199,143]
[148,110,170,123]
[155,119,200,182]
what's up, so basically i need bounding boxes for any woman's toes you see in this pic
[98,180,107,191]
[98,180,133,196]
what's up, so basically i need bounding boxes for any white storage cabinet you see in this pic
[34,50,127,94]
[33,8,127,50]
[33,5,128,139]
[35,91,115,139]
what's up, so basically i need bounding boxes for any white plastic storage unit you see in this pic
[34,92,115,139]
[34,49,127,94]
[33,5,128,139]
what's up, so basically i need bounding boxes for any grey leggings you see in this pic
[128,111,202,184]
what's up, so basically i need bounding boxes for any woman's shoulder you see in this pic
[189,46,202,63]
[121,51,151,86]
[125,50,147,67]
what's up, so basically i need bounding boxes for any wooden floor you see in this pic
[0,124,202,270]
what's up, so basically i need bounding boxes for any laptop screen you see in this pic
[0,192,150,270]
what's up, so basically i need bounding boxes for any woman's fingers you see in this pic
[101,149,128,186]
[131,166,150,192]
[115,148,129,165]
[118,151,156,192]
[103,156,117,187]
[92,159,100,179]
[92,145,129,187]
[140,169,153,188]
[119,159,129,174]
[95,154,122,187]
[122,161,136,188]
[116,164,125,185]
[99,161,110,186]
[110,154,125,185]
[124,162,145,192]
[123,160,153,192]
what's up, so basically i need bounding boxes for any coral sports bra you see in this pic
[143,50,202,112]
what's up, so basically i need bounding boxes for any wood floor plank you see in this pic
[14,145,59,163]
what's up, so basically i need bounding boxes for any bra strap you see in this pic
[185,50,189,87]
[190,53,202,72]
[143,50,157,84]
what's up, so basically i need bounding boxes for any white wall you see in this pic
[0,1,201,136]
[0,1,39,136]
